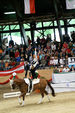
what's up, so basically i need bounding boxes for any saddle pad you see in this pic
[24,78,30,86]
[32,78,40,85]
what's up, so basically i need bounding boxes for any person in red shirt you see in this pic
[66,46,71,54]
[15,49,20,58]
[63,42,68,49]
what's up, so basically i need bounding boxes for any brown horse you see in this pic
[10,78,55,106]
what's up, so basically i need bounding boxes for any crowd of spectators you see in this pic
[0,34,75,71]
[53,65,75,73]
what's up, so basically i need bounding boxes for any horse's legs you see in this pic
[18,93,26,106]
[21,95,25,106]
[44,91,50,102]
[38,93,44,104]
[18,96,22,105]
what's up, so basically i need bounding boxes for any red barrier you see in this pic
[0,62,24,77]
[0,75,19,85]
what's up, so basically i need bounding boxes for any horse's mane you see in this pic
[14,78,25,85]
[40,76,46,79]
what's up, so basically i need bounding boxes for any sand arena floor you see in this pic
[0,69,75,113]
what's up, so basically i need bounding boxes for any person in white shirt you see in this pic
[59,58,64,67]
[53,57,58,67]
[63,66,70,72]
[51,43,56,51]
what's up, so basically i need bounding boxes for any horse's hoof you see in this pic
[19,102,22,105]
[37,101,42,104]
[21,104,24,107]
[48,100,50,102]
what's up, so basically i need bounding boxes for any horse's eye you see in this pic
[12,84,15,89]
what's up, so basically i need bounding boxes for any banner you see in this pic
[66,0,75,9]
[24,0,35,14]
[52,72,75,84]
[0,62,24,77]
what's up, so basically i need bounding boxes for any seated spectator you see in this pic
[20,47,25,59]
[59,67,64,72]
[61,47,66,54]
[73,42,75,47]
[72,47,75,55]
[40,56,46,68]
[68,42,73,49]
[63,42,68,49]
[20,58,24,65]
[70,65,75,72]
[51,42,56,51]
[9,60,16,69]
[66,46,71,54]
[44,52,50,66]
[48,57,54,67]
[8,44,12,53]
[53,66,59,73]
[9,49,15,59]
[57,43,62,52]
[0,60,5,71]
[0,47,3,57]
[62,66,70,72]
[16,55,21,63]
[5,61,9,70]
[39,51,45,64]
[53,56,58,67]
[37,45,41,51]
[15,49,20,58]
[59,57,64,67]
[65,55,68,66]
[46,41,51,50]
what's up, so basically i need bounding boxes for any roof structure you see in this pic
[0,0,75,25]
[0,0,75,46]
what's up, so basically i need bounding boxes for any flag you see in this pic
[66,0,75,9]
[24,0,35,14]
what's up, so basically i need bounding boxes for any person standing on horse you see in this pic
[28,48,39,93]
[29,47,39,79]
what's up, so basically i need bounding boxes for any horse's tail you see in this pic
[46,80,55,97]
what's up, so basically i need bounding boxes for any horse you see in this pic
[10,78,55,106]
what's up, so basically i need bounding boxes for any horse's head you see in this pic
[10,79,16,90]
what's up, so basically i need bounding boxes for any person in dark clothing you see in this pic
[9,40,14,47]
[70,65,75,72]
[24,61,30,78]
[9,49,15,59]
[29,66,38,79]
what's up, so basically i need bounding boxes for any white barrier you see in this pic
[45,82,75,94]
[3,91,30,98]
[3,91,21,98]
